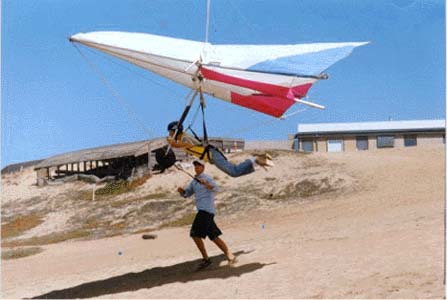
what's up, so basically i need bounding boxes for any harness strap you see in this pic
[187,126,202,143]
[200,100,209,146]
[199,144,228,162]
[176,87,229,163]
[174,90,199,140]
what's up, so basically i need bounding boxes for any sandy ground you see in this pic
[1,145,445,298]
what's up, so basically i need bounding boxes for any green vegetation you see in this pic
[95,180,131,196]
[2,247,44,260]
[81,175,152,200]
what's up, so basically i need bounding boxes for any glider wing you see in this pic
[70,31,367,117]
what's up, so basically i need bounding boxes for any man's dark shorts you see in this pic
[190,210,222,240]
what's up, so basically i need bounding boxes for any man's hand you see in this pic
[177,187,185,195]
[196,178,206,185]
[196,178,213,190]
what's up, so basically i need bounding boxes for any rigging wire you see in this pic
[79,46,188,99]
[186,102,203,131]
[72,43,156,138]
[205,0,211,43]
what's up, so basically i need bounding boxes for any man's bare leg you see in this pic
[212,237,235,261]
[192,237,209,260]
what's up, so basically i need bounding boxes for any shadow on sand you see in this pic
[32,250,274,299]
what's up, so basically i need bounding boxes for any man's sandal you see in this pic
[196,258,212,271]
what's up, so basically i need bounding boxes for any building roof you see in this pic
[34,136,246,170]
[2,159,44,174]
[34,138,168,170]
[297,119,446,135]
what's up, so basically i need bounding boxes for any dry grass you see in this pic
[264,177,277,181]
[161,212,196,228]
[128,174,151,189]
[2,229,91,247]
[2,247,44,260]
[109,192,170,208]
[2,214,44,239]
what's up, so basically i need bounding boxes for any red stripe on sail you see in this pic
[201,67,314,116]
[201,67,291,98]
[201,67,313,98]
[230,92,295,118]
[291,83,312,98]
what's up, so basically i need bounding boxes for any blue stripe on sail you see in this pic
[247,45,357,77]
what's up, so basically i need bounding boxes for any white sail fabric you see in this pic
[70,31,368,117]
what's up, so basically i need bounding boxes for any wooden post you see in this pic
[36,168,47,186]
[147,143,152,175]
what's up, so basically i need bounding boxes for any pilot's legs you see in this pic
[209,148,255,177]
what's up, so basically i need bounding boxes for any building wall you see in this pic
[245,140,293,150]
[394,135,405,148]
[369,136,377,150]
[298,132,444,153]
[316,138,327,152]
[417,133,444,146]
[344,137,356,152]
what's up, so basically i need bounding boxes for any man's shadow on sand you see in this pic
[33,250,274,299]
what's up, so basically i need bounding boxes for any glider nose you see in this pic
[68,33,86,43]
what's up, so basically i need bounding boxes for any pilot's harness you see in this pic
[170,68,226,162]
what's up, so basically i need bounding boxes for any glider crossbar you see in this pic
[293,98,325,110]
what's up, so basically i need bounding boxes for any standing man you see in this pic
[177,159,236,270]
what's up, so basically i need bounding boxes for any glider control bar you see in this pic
[293,98,325,110]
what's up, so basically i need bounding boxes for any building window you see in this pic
[293,138,300,152]
[404,135,417,147]
[377,135,395,148]
[356,136,369,151]
[327,139,344,152]
[302,140,314,152]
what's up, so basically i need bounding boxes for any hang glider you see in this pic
[69,31,368,118]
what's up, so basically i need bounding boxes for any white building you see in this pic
[295,120,445,152]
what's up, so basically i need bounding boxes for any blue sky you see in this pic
[2,0,445,167]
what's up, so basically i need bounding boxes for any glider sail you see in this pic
[70,31,367,117]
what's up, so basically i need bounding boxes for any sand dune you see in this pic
[1,145,445,298]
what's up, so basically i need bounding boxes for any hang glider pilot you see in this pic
[167,121,273,177]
